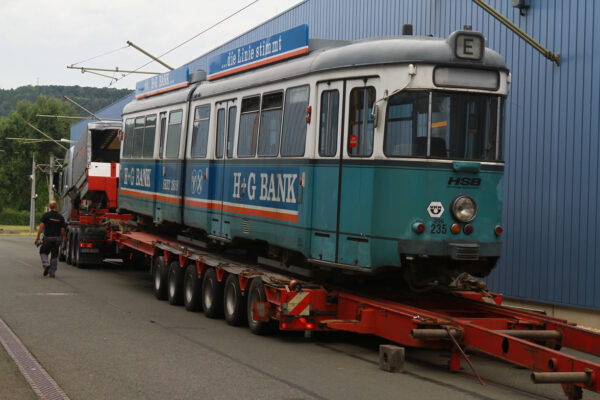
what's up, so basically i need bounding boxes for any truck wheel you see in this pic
[183,264,202,312]
[153,256,168,300]
[202,268,223,318]
[70,234,78,266]
[247,278,276,335]
[58,240,66,262]
[224,274,247,326]
[74,234,84,269]
[65,233,73,265]
[167,261,184,306]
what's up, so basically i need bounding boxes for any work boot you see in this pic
[43,266,49,277]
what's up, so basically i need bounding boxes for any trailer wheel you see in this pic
[183,264,202,312]
[247,278,276,335]
[202,268,223,318]
[224,274,247,326]
[167,261,184,306]
[153,256,168,300]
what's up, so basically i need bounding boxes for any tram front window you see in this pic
[385,91,502,161]
[431,92,501,162]
[384,91,429,157]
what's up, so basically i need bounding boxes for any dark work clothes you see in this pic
[40,211,65,237]
[40,236,61,259]
[39,210,65,276]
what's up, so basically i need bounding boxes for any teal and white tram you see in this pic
[119,26,509,288]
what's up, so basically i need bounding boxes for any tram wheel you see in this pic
[224,274,247,326]
[153,256,168,300]
[247,278,276,335]
[167,261,185,306]
[183,264,203,312]
[202,268,224,318]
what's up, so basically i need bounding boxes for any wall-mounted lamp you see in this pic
[512,0,530,16]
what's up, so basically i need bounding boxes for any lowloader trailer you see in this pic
[100,227,600,400]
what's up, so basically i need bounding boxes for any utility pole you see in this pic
[29,155,37,233]
[48,153,54,203]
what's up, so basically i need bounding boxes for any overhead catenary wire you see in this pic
[70,44,130,67]
[114,0,260,84]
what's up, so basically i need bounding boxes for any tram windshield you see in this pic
[384,91,503,161]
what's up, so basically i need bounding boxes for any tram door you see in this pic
[310,81,344,263]
[337,78,379,267]
[209,100,237,240]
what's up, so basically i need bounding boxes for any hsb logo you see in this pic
[447,177,481,187]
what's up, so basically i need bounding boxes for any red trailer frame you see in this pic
[107,227,600,400]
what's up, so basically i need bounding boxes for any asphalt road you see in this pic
[0,235,597,400]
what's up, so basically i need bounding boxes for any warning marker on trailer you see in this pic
[286,291,311,316]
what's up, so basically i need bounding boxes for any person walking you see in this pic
[35,201,66,278]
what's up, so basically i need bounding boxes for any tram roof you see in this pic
[123,31,506,114]
[193,30,506,99]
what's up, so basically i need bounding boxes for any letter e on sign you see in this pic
[455,34,483,61]
[427,201,444,218]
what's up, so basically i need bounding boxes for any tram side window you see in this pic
[227,106,237,158]
[384,91,429,157]
[498,98,505,161]
[143,114,156,158]
[216,108,226,158]
[159,113,167,159]
[319,90,339,157]
[133,117,145,158]
[191,105,210,158]
[348,87,375,157]
[281,86,309,157]
[165,110,183,158]
[258,92,283,157]
[238,96,260,157]
[123,118,134,158]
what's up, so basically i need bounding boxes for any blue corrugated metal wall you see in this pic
[182,0,600,310]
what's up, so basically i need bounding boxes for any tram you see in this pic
[119,25,509,289]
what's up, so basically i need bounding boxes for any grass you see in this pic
[0,226,36,236]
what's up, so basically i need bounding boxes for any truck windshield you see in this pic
[384,91,503,162]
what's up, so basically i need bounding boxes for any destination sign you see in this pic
[135,67,190,99]
[207,25,309,81]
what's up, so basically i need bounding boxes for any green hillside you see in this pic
[0,85,132,118]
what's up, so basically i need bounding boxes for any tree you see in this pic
[0,96,76,213]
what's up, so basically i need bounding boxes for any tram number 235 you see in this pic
[430,220,447,234]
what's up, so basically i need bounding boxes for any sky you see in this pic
[0,0,304,90]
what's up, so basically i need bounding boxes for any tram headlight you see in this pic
[451,195,477,223]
